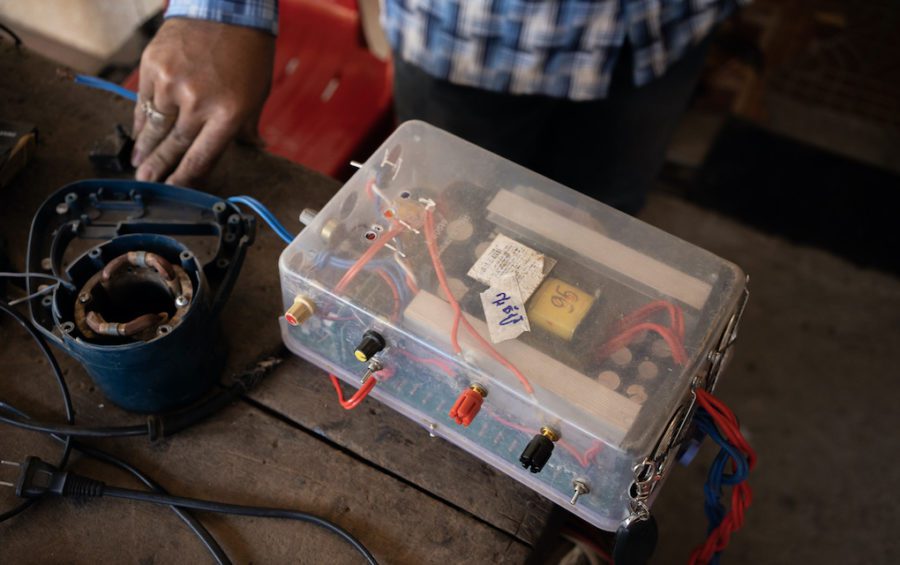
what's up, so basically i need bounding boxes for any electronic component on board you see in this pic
[527,277,595,341]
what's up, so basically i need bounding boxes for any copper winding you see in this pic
[102,251,175,282]
[74,250,193,341]
[101,251,182,297]
[85,311,168,337]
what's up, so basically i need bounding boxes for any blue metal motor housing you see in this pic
[25,180,255,413]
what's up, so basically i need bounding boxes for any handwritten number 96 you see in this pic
[550,285,578,313]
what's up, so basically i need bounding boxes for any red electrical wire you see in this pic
[324,209,405,407]
[375,269,401,321]
[597,321,688,365]
[423,208,535,395]
[397,349,456,378]
[617,300,685,341]
[334,224,405,295]
[487,411,602,468]
[330,374,377,410]
[402,272,420,295]
[422,208,464,353]
[364,177,419,296]
[695,390,756,467]
[689,389,757,565]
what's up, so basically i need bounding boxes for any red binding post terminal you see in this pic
[449,384,488,426]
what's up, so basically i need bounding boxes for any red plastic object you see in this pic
[124,0,393,179]
[449,387,486,427]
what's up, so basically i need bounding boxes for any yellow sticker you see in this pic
[528,278,594,341]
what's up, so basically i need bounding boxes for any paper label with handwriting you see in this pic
[480,274,530,343]
[468,234,553,301]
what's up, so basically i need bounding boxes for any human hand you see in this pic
[132,18,275,186]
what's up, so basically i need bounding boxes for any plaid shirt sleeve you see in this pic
[165,0,279,35]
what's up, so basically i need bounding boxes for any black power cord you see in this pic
[0,301,74,523]
[3,456,377,565]
[0,403,230,565]
[0,301,379,564]
[0,353,282,440]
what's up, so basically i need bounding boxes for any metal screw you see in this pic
[175,295,189,307]
[427,423,437,438]
[55,202,69,215]
[78,293,92,304]
[41,257,52,271]
[570,480,590,505]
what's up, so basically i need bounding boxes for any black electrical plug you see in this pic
[519,427,559,473]
[0,456,105,499]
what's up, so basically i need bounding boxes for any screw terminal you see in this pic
[449,383,488,427]
[520,427,560,473]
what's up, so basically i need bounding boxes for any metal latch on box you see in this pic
[625,280,750,524]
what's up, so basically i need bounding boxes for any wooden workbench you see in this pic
[0,44,553,563]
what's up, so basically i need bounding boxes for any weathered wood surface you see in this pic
[0,43,551,563]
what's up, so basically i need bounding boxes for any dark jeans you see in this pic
[393,38,711,214]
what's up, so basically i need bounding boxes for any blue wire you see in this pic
[238,196,293,242]
[227,197,411,305]
[74,74,138,102]
[227,196,294,245]
[694,409,751,565]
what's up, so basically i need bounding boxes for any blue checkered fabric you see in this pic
[381,0,743,100]
[165,0,279,35]
[168,0,743,100]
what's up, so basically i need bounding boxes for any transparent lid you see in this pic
[279,121,745,526]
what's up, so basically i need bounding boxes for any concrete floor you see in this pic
[630,191,900,564]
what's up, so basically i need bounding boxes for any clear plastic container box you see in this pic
[279,121,747,531]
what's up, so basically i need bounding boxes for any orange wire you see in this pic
[423,209,534,395]
[423,209,464,353]
[487,411,602,468]
[403,273,420,295]
[618,300,685,341]
[325,206,404,407]
[397,349,456,378]
[458,316,535,394]
[598,321,688,365]
[334,224,405,295]
[375,269,401,321]
[330,374,377,410]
